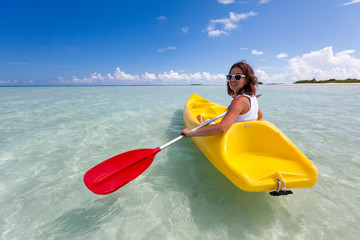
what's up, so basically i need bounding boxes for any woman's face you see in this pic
[228,67,246,94]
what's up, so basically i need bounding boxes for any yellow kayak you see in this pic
[183,93,318,193]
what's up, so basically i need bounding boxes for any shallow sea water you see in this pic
[1,85,359,239]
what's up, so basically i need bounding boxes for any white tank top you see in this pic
[234,94,259,122]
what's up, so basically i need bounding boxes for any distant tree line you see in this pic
[294,78,360,84]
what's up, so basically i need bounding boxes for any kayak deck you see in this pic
[184,94,318,192]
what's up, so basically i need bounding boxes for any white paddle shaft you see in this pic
[159,112,226,150]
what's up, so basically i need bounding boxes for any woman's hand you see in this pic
[180,128,192,137]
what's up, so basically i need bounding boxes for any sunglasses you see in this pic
[226,74,246,81]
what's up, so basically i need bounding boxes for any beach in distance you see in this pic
[1,84,360,239]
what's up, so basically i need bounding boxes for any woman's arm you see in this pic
[181,97,248,137]
[257,107,263,120]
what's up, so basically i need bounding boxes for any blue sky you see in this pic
[1,0,360,85]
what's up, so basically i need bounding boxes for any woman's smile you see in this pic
[229,81,239,88]
[228,67,245,92]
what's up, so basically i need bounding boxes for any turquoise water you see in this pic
[1,85,359,239]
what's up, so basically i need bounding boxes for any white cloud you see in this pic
[277,53,288,59]
[63,68,139,84]
[141,72,157,81]
[112,67,139,80]
[207,29,228,37]
[158,70,188,81]
[157,16,168,22]
[71,76,91,84]
[181,27,189,33]
[206,11,258,37]
[217,0,235,4]
[230,12,257,21]
[158,46,177,52]
[252,49,264,55]
[151,70,225,84]
[259,0,271,4]
[58,47,360,85]
[0,80,18,84]
[53,47,360,85]
[65,72,107,84]
[256,46,360,83]
[343,0,360,5]
[60,68,226,85]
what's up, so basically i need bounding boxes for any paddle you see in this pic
[84,112,226,195]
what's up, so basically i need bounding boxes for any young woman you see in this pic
[181,60,263,137]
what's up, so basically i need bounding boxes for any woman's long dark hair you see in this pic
[227,60,258,98]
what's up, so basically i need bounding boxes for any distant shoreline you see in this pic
[293,78,360,84]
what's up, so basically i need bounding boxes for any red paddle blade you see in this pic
[84,147,161,195]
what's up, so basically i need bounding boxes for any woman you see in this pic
[181,60,263,137]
